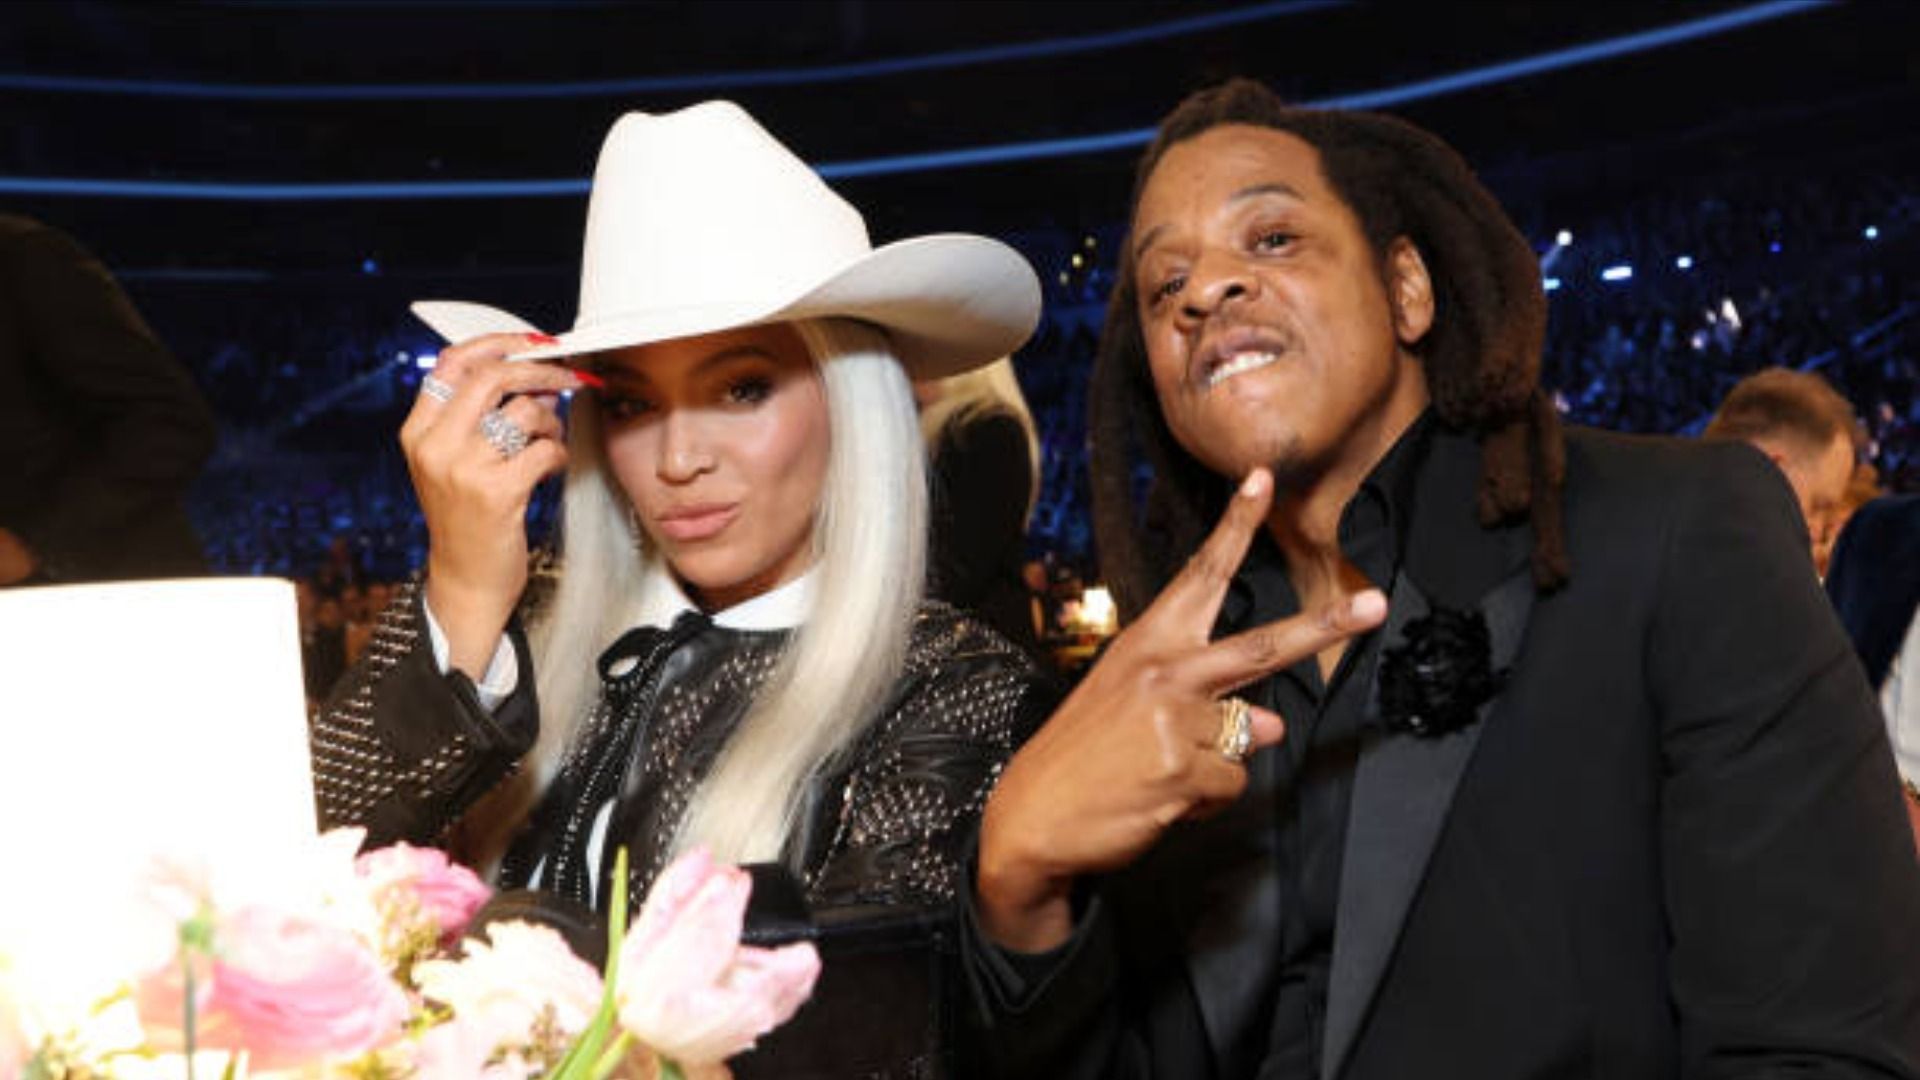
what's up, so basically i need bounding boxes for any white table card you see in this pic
[0,578,317,1014]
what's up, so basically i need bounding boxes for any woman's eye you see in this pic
[1149,274,1186,303]
[727,376,774,406]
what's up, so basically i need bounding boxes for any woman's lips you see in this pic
[655,503,739,542]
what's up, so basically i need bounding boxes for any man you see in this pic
[1703,366,1859,567]
[962,80,1920,1078]
[0,215,216,584]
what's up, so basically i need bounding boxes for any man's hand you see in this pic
[976,468,1387,952]
[0,527,40,586]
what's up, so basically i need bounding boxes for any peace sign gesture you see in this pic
[976,468,1387,952]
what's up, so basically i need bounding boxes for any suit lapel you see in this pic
[1320,430,1538,1080]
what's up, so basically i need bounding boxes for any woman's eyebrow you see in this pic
[695,345,778,373]
[598,345,778,384]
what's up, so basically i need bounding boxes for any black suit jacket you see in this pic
[965,425,1920,1078]
[1827,494,1920,692]
[0,215,215,581]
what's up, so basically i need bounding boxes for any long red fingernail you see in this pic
[570,368,606,389]
[528,332,561,345]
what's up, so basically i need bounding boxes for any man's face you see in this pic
[1760,431,1854,560]
[1131,124,1432,489]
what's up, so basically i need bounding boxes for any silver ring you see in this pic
[1215,697,1254,763]
[420,375,456,404]
[479,408,529,458]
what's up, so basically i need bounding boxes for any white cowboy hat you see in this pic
[411,100,1041,379]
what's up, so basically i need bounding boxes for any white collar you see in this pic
[634,563,816,631]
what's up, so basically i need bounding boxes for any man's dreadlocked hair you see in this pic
[1091,78,1568,619]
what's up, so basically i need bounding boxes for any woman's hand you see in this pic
[975,468,1387,952]
[399,333,583,676]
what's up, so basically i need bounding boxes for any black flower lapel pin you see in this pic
[1378,605,1507,738]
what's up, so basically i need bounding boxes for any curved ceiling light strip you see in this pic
[0,0,1344,100]
[0,0,1828,201]
[820,0,1825,180]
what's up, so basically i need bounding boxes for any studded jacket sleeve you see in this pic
[309,580,540,848]
[805,606,1057,908]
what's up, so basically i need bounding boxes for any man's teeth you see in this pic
[1207,350,1280,387]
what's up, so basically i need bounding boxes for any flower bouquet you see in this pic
[1,830,819,1080]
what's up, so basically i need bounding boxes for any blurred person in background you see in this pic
[919,356,1045,658]
[1817,456,1885,578]
[1826,492,1920,854]
[0,215,215,585]
[1704,366,1859,568]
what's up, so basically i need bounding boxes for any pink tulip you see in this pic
[137,906,409,1071]
[616,849,821,1067]
[355,842,492,945]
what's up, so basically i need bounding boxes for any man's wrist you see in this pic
[976,836,1076,953]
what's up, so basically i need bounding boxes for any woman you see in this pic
[311,101,1050,924]
[918,358,1046,659]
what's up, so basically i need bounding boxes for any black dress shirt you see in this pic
[1218,417,1430,1078]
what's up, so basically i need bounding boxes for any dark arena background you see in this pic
[6,0,1915,588]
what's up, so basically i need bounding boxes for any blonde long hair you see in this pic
[502,317,925,869]
[919,357,1041,524]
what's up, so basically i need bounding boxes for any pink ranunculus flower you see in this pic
[355,841,492,945]
[412,919,606,1077]
[136,905,409,1072]
[615,848,821,1067]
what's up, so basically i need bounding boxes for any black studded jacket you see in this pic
[311,580,1054,916]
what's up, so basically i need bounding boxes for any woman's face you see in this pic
[594,324,830,611]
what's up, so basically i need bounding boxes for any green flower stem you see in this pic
[181,946,198,1080]
[546,847,633,1080]
[586,1029,636,1079]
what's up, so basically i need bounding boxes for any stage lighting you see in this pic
[1768,241,1781,254]
[1544,276,1562,292]
[1865,226,1880,240]
[1601,264,1633,282]
[1675,255,1694,270]
[1555,229,1573,247]
[414,353,437,371]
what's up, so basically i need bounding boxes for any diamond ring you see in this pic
[479,408,530,458]
[1215,696,1254,763]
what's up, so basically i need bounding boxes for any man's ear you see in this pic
[1387,237,1435,347]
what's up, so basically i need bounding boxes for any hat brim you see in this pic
[412,233,1039,380]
